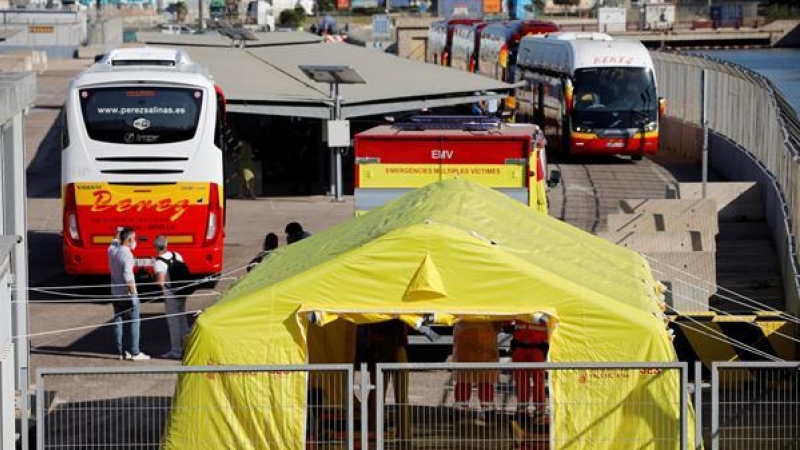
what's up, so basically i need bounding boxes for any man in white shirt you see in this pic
[154,235,189,360]
[109,227,150,361]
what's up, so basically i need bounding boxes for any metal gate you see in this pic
[711,361,800,450]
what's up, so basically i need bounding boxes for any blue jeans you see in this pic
[113,294,141,356]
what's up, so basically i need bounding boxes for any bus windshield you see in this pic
[80,87,203,144]
[572,67,657,129]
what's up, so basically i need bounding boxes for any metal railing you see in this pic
[375,362,689,450]
[651,51,800,316]
[711,361,800,450]
[35,361,800,449]
[36,365,355,450]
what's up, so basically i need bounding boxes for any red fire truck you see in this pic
[354,116,558,215]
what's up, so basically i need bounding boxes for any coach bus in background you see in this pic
[426,18,484,66]
[514,32,665,160]
[62,47,227,277]
[477,20,559,112]
[449,21,492,73]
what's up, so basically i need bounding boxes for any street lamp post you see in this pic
[299,65,366,203]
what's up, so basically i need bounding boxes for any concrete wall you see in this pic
[87,16,123,46]
[652,51,800,316]
[0,71,35,450]
[0,10,87,42]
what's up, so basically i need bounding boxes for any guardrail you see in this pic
[651,51,800,316]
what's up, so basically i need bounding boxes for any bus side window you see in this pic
[214,113,223,150]
[214,92,227,151]
[61,111,69,149]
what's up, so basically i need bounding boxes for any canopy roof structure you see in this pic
[137,32,514,119]
[164,180,689,450]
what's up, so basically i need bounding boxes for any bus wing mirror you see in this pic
[659,97,666,117]
[94,53,105,63]
[547,169,561,188]
[564,80,574,115]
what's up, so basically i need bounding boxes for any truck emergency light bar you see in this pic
[395,115,502,131]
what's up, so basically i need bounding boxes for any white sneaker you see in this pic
[119,351,131,361]
[129,352,151,361]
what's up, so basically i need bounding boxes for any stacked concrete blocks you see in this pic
[600,197,719,314]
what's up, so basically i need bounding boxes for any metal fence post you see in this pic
[680,362,688,450]
[360,363,370,450]
[35,370,43,450]
[347,366,354,450]
[710,362,719,450]
[694,361,703,450]
[376,364,385,450]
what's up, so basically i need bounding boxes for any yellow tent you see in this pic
[163,179,690,450]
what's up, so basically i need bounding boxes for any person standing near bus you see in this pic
[109,227,150,361]
[154,235,189,360]
[237,141,257,200]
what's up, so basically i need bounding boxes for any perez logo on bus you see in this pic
[90,189,190,222]
[133,118,151,130]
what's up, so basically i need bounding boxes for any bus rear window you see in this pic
[80,87,203,144]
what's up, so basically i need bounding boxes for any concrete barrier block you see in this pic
[0,54,35,73]
[76,45,110,60]
[606,212,719,235]
[619,198,717,216]
[599,230,716,252]
[678,182,764,222]
[644,251,717,313]
[660,118,702,162]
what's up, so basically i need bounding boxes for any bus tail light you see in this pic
[499,45,509,69]
[204,184,221,246]
[469,57,476,73]
[659,97,666,117]
[63,184,82,245]
[564,79,574,115]
[442,50,449,66]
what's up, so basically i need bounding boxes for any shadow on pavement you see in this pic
[32,313,174,359]
[27,110,63,199]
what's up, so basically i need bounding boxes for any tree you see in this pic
[317,0,334,13]
[173,1,188,22]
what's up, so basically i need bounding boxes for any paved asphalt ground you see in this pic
[25,60,355,377]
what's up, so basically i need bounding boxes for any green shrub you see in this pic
[279,9,302,26]
[318,0,335,12]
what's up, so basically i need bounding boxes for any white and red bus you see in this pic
[514,32,665,159]
[477,20,559,83]
[62,47,226,276]
[477,20,559,112]
[449,21,491,73]
[426,18,485,67]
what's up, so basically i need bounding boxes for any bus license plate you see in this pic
[135,258,153,267]
[607,140,625,148]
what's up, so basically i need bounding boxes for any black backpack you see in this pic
[157,252,191,293]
